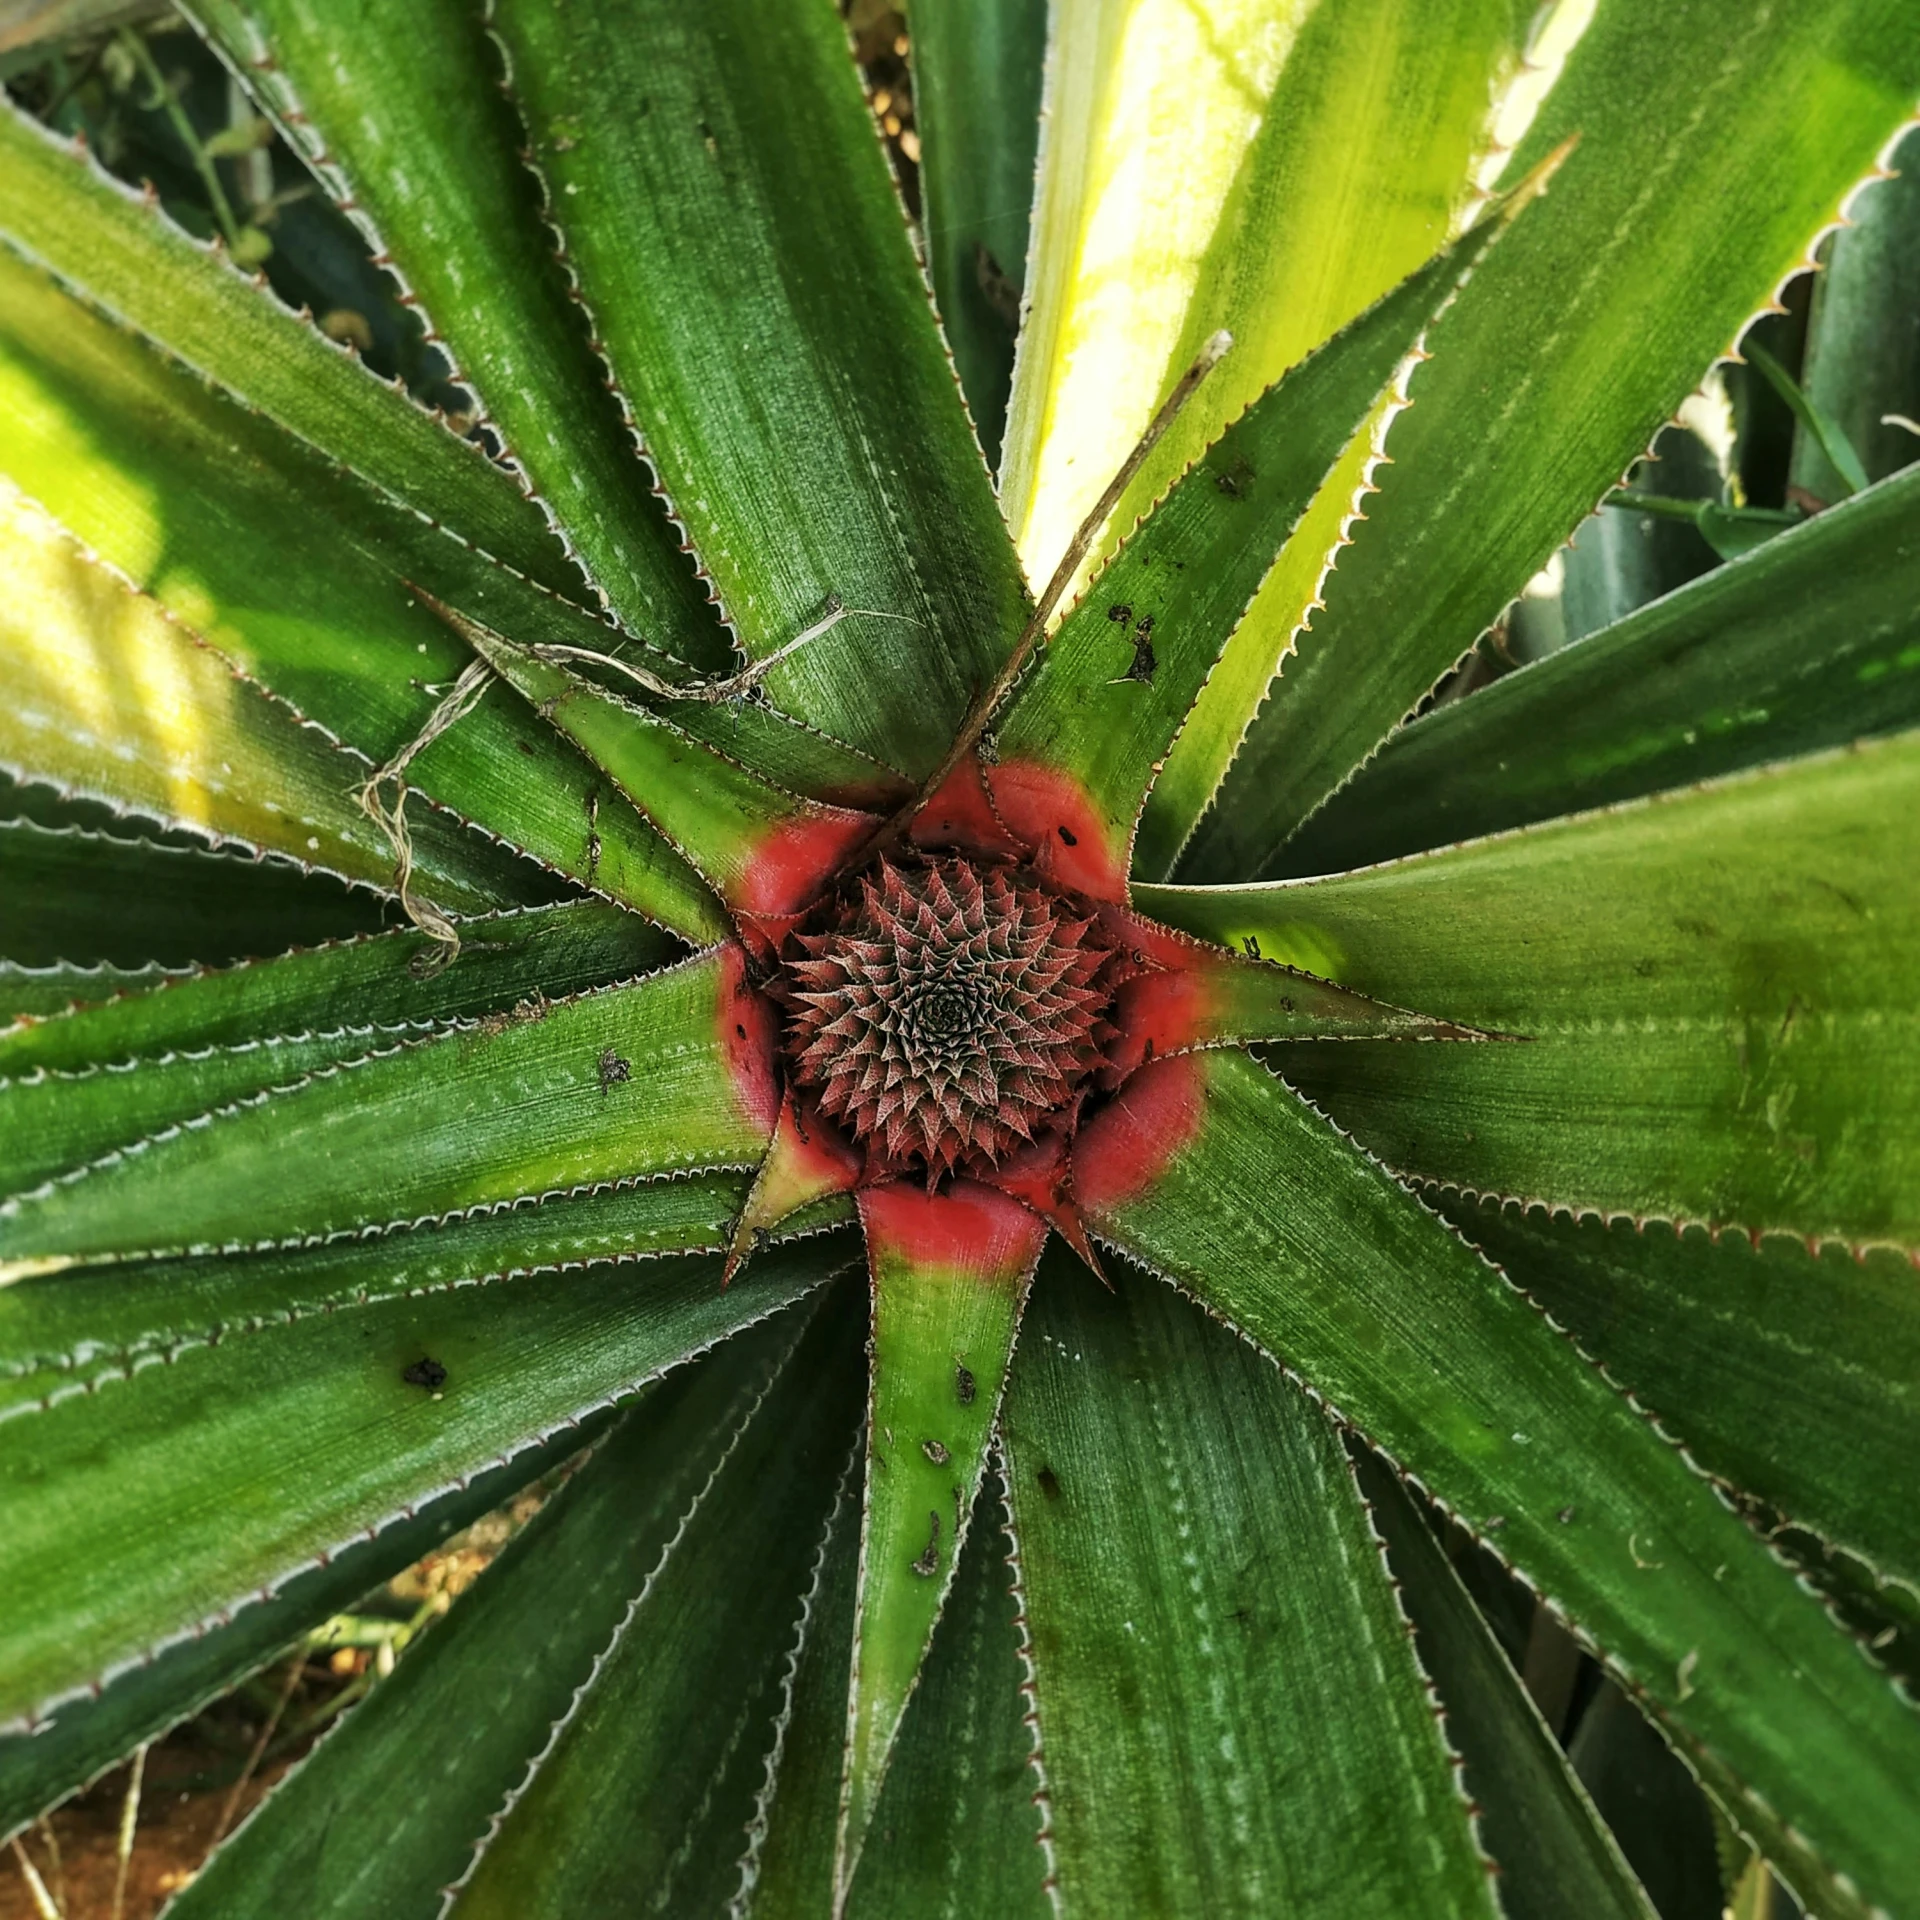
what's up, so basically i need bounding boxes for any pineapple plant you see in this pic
[1,1,1918,1914]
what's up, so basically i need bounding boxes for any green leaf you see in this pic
[446,1285,862,1918]
[0,945,780,1271]
[0,1414,601,1847]
[1441,1197,1920,1598]
[171,1322,806,1919]
[1003,0,1523,591]
[0,0,150,55]
[487,0,1032,774]
[189,0,727,661]
[1791,130,1920,501]
[994,210,1513,886]
[1010,0,1532,874]
[999,1245,1495,1918]
[1276,461,1920,877]
[0,962,184,1025]
[0,816,385,968]
[0,901,671,1196]
[1354,1450,1657,1920]
[839,1182,1045,1896]
[0,487,544,902]
[1185,1,1920,879]
[741,1463,1050,1919]
[906,0,1047,471]
[845,1468,1049,1919]
[0,1177,852,1416]
[1077,1049,1920,1917]
[732,1447,861,1918]
[0,93,581,600]
[0,250,727,941]
[0,899,666,1075]
[1745,340,1869,499]
[1137,729,1920,1252]
[0,1236,848,1730]
[666,698,912,815]
[452,615,882,924]
[1,1028,405,1198]
[1102,906,1493,1084]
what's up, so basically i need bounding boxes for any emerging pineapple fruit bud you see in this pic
[781,857,1119,1181]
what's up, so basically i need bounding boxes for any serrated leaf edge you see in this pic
[432,1303,833,1914]
[5,1253,851,1739]
[1267,114,1920,859]
[1091,1048,1917,1920]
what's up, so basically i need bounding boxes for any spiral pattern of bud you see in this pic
[783,858,1116,1178]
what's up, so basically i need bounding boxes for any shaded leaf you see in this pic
[1569,1683,1725,1920]
[0,1237,849,1730]
[488,0,1032,773]
[190,0,727,659]
[1790,127,1920,500]
[1186,1,1920,878]
[1000,1245,1494,1918]
[0,1414,603,1846]
[1355,1448,1657,1920]
[1078,1048,1920,1918]
[1442,1197,1920,1596]
[172,1320,807,1919]
[0,816,385,968]
[907,0,1047,471]
[1278,460,1920,876]
[446,1284,862,1917]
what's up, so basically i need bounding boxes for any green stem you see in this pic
[1604,488,1706,521]
[117,27,245,253]
[1606,489,1798,529]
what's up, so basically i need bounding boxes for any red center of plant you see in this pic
[780,856,1120,1181]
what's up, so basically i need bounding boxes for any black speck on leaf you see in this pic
[402,1356,447,1392]
[1038,1466,1062,1500]
[1125,615,1157,684]
[1213,455,1255,499]
[1057,825,1078,846]
[911,1509,941,1577]
[955,1362,976,1405]
[598,1047,631,1093]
